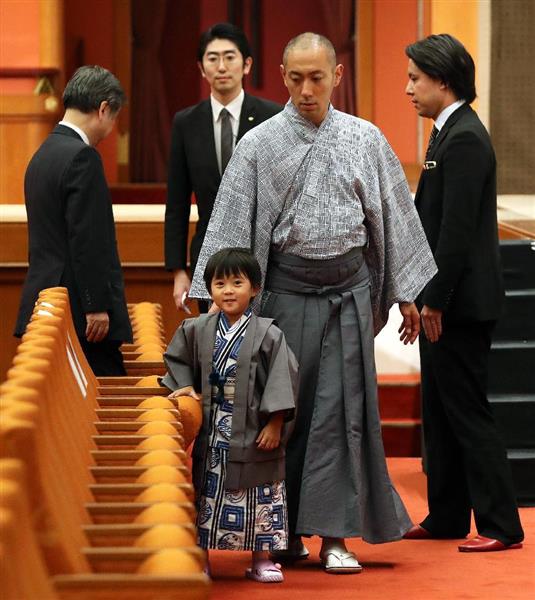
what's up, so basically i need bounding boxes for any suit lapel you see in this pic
[237,94,258,140]
[196,100,220,177]
[416,104,472,206]
[427,103,471,161]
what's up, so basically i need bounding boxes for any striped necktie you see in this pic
[426,125,439,159]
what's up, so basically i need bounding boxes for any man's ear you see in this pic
[333,64,344,88]
[280,64,288,88]
[243,56,253,76]
[197,61,206,78]
[98,100,110,118]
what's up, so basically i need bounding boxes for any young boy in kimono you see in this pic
[162,248,298,583]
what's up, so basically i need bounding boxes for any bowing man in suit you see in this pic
[403,34,524,552]
[15,66,132,376]
[165,22,282,313]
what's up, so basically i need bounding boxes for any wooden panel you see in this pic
[0,267,24,382]
[0,95,60,203]
[356,0,374,121]
[0,218,197,382]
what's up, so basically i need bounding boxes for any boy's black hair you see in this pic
[197,22,252,62]
[405,34,476,103]
[203,248,262,292]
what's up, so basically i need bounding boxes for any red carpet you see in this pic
[206,458,534,599]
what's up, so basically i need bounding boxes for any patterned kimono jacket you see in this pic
[189,101,436,333]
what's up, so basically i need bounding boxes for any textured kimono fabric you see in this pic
[262,250,411,541]
[197,311,288,551]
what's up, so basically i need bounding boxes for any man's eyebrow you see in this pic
[206,50,238,57]
[287,69,325,76]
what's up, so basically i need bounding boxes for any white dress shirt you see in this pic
[434,99,466,131]
[58,120,90,145]
[210,89,244,174]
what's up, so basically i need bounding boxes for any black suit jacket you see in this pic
[164,93,282,273]
[415,104,504,322]
[14,125,132,342]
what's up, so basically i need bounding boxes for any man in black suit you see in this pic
[164,23,282,312]
[403,34,524,552]
[15,66,132,376]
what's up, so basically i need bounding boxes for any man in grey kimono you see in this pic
[189,33,437,573]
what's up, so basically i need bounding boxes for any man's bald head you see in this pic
[283,32,337,68]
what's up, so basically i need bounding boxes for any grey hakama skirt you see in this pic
[196,380,289,552]
[260,248,412,543]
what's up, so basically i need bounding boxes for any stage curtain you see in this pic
[130,0,170,182]
[320,0,356,115]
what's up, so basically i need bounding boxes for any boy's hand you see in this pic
[256,413,284,451]
[168,386,201,401]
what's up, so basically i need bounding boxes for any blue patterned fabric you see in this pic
[196,309,288,551]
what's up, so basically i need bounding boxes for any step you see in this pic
[500,240,535,289]
[378,374,421,419]
[493,289,535,342]
[507,449,535,507]
[83,521,196,546]
[489,394,535,448]
[488,341,535,394]
[98,396,172,408]
[89,482,194,503]
[381,418,421,457]
[83,546,203,574]
[95,408,180,421]
[92,434,186,449]
[98,386,167,396]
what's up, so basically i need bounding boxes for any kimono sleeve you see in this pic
[258,325,298,421]
[161,319,196,391]
[362,127,436,333]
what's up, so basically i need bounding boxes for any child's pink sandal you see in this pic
[245,560,284,583]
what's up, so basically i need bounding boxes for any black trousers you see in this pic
[197,299,209,314]
[79,339,126,376]
[419,320,523,545]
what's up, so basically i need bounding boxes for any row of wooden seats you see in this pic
[0,287,209,599]
[122,302,167,375]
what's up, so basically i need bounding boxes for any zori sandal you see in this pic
[245,560,284,583]
[320,550,363,574]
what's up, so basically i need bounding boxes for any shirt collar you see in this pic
[434,99,466,131]
[210,89,245,123]
[58,120,90,145]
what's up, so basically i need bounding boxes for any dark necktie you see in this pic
[426,125,439,159]
[220,108,233,174]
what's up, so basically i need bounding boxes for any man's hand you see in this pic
[168,386,201,401]
[85,311,109,343]
[172,269,191,311]
[421,305,443,343]
[398,302,420,345]
[256,413,284,451]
